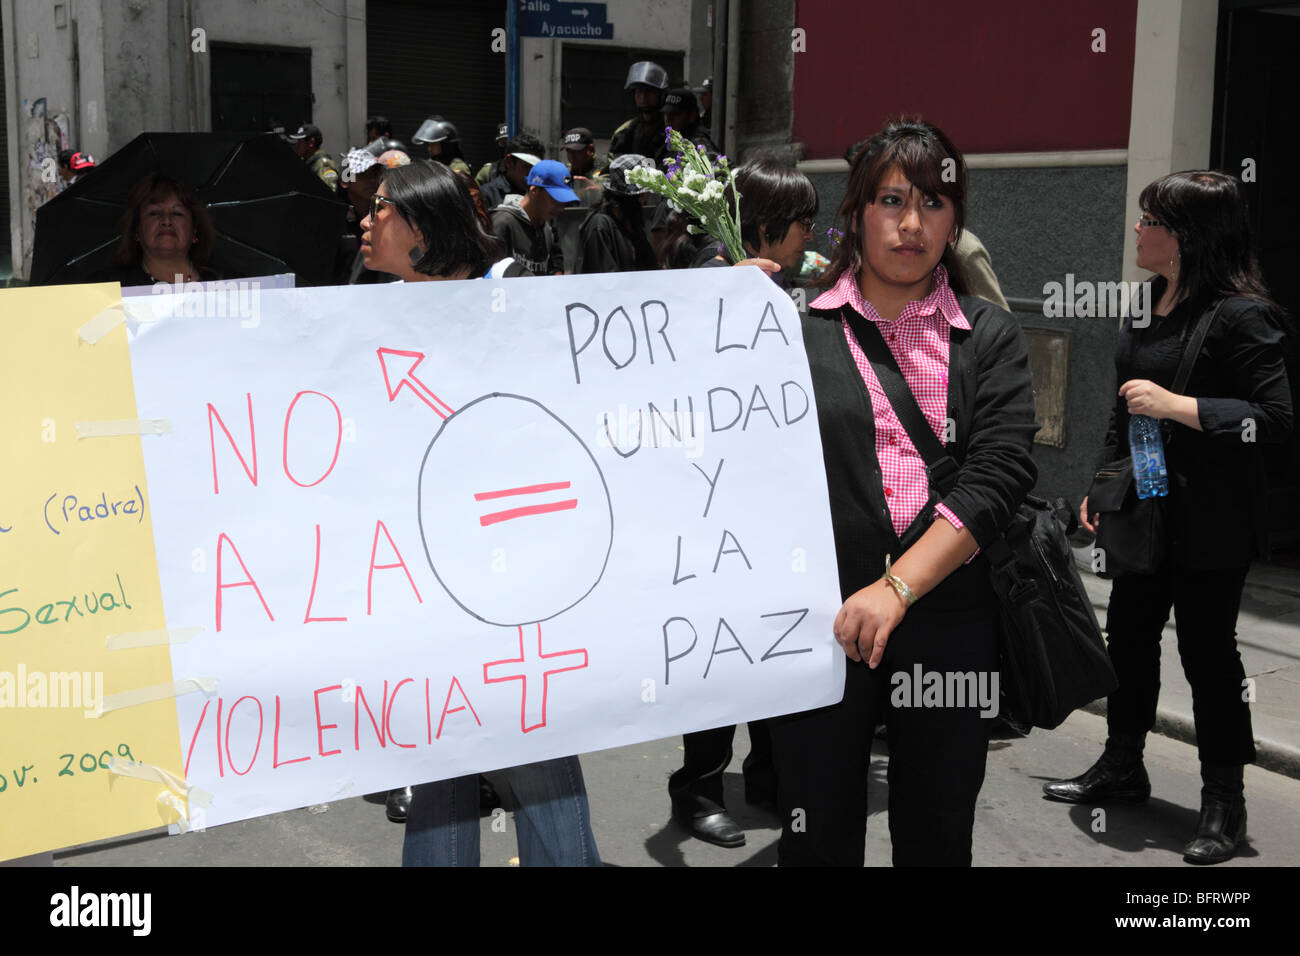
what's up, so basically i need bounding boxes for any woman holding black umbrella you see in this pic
[98,173,220,286]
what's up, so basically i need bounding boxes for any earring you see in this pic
[408,246,422,266]
[1170,254,1178,285]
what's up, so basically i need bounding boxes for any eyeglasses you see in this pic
[796,217,816,233]
[369,194,396,221]
[1138,216,1164,229]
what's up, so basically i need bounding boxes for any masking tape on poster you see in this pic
[77,305,126,344]
[85,677,217,718]
[106,757,213,808]
[105,626,203,650]
[75,419,173,438]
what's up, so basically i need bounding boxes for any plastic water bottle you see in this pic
[1129,414,1168,498]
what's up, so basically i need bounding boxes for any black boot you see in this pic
[1042,733,1150,804]
[1183,764,1246,865]
[385,786,412,823]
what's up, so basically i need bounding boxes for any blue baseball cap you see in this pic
[526,159,580,203]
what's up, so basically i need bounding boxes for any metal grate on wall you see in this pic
[365,0,507,170]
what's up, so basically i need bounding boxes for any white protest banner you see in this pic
[121,267,844,830]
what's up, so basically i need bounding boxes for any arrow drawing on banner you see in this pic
[573,6,590,16]
[377,348,456,420]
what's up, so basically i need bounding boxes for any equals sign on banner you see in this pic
[474,481,578,527]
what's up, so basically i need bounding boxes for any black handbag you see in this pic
[840,305,1115,730]
[1088,299,1225,578]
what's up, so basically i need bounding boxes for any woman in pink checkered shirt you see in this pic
[766,119,1038,866]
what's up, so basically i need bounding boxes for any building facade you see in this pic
[3,0,1295,541]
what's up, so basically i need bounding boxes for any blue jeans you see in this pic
[402,756,601,866]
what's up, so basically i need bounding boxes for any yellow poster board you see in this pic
[0,284,186,859]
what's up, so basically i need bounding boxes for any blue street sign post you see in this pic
[516,1,614,40]
[507,1,520,137]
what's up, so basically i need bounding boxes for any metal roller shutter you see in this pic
[0,20,10,270]
[366,0,506,170]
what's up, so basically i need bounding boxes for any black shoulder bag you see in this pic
[840,305,1115,730]
[1087,300,1225,578]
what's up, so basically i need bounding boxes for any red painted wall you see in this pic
[792,0,1138,159]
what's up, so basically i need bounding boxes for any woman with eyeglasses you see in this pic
[666,159,820,850]
[690,159,819,287]
[359,162,600,866]
[1043,171,1292,865]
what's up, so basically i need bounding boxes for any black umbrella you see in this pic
[30,132,349,287]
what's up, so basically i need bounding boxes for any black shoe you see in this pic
[1042,755,1151,804]
[679,810,746,848]
[1183,764,1246,864]
[385,786,412,823]
[669,790,746,848]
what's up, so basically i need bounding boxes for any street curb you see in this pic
[1081,700,1300,780]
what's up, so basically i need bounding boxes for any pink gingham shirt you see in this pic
[810,265,972,542]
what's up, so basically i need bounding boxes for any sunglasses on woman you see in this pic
[369,194,397,220]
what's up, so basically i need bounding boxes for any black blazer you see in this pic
[1098,294,1293,567]
[804,295,1039,611]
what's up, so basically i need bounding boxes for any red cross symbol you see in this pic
[483,623,589,733]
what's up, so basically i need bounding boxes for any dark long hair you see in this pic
[733,160,818,251]
[381,161,503,277]
[822,118,967,293]
[1139,170,1278,310]
[111,173,214,268]
[657,209,706,269]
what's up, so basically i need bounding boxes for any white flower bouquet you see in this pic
[624,127,745,263]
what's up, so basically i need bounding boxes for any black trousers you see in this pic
[667,721,773,810]
[768,601,999,867]
[1104,561,1256,766]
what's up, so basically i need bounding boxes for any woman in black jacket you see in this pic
[1044,171,1293,865]
[768,119,1038,866]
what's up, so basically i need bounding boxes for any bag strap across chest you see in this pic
[837,303,961,498]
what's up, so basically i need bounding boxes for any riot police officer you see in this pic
[608,61,669,161]
[412,117,472,175]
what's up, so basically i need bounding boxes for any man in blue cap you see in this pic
[489,158,578,276]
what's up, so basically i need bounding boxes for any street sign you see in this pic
[516,1,614,40]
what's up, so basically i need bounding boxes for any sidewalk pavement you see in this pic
[1072,548,1300,778]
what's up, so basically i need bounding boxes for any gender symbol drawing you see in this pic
[378,348,614,733]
